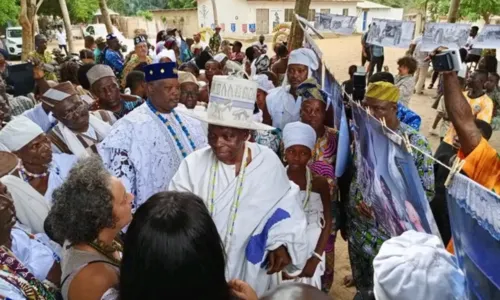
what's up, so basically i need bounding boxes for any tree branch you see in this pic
[36,0,45,12]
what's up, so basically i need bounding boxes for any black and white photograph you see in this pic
[474,25,500,49]
[314,13,358,35]
[366,18,415,49]
[421,22,470,51]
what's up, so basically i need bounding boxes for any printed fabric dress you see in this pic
[346,122,434,293]
[308,126,338,292]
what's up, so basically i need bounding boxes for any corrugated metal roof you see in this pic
[357,1,391,9]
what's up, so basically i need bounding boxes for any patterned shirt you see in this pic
[444,92,494,145]
[27,50,57,81]
[397,103,421,131]
[230,51,246,64]
[309,126,339,195]
[209,33,222,53]
[347,122,434,259]
[104,49,124,77]
[488,87,500,130]
[120,55,152,88]
[395,74,415,107]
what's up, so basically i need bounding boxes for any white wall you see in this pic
[197,0,358,38]
[356,7,404,33]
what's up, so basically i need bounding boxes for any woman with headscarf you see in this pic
[121,36,153,89]
[281,122,332,289]
[0,116,77,234]
[295,78,339,292]
[46,155,133,300]
[164,36,183,66]
[265,48,320,130]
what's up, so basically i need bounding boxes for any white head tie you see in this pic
[282,121,317,150]
[0,116,44,151]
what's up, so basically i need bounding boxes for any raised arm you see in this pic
[442,72,482,155]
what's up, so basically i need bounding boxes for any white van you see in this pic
[83,24,132,53]
[1,27,23,58]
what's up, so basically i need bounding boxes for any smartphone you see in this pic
[432,49,462,73]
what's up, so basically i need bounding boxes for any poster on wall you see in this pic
[421,22,470,51]
[473,25,500,49]
[351,104,440,237]
[198,4,213,28]
[366,18,415,49]
[447,175,500,299]
[270,9,283,30]
[315,14,358,35]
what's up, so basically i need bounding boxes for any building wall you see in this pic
[151,9,199,38]
[197,0,358,38]
[355,7,404,33]
[117,16,160,39]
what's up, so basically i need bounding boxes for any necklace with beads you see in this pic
[208,145,249,255]
[17,161,49,183]
[147,100,197,158]
[88,239,123,265]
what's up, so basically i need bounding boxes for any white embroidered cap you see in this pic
[252,74,275,93]
[373,230,465,300]
[0,116,44,151]
[87,64,115,87]
[282,121,317,150]
[41,81,78,107]
[288,48,319,71]
[214,53,227,63]
[189,75,274,131]
[154,49,176,64]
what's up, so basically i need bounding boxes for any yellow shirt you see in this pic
[443,92,494,145]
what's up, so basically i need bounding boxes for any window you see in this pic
[320,9,330,15]
[285,8,294,22]
[342,8,349,16]
[307,9,316,21]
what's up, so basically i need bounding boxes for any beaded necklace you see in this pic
[88,239,123,265]
[17,161,49,183]
[208,145,249,253]
[147,100,196,158]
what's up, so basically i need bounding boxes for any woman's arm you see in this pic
[68,263,119,300]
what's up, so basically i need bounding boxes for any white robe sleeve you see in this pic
[168,158,194,193]
[102,148,137,210]
[22,104,52,132]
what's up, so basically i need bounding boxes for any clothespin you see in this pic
[366,106,372,116]
[402,132,413,155]
[380,117,388,133]
[444,157,466,188]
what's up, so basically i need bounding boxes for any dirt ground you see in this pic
[44,36,499,300]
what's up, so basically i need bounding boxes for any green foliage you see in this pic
[39,0,98,22]
[137,10,153,21]
[0,0,20,26]
[167,0,196,9]
[460,0,500,23]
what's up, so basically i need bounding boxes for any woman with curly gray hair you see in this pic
[47,155,133,300]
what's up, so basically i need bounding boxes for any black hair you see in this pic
[368,72,395,84]
[475,119,493,140]
[77,63,95,90]
[397,56,418,75]
[348,65,357,76]
[126,71,146,90]
[459,48,468,63]
[480,55,498,73]
[205,59,220,68]
[245,46,255,61]
[179,61,200,77]
[84,35,95,45]
[277,44,288,57]
[195,50,213,70]
[471,26,479,31]
[254,102,260,114]
[474,69,489,82]
[156,30,166,44]
[119,191,231,300]
[79,49,94,60]
[233,41,242,49]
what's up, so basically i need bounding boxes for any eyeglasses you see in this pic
[62,101,86,120]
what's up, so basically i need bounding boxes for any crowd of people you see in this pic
[0,22,498,300]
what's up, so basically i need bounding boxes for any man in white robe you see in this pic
[169,76,308,296]
[265,48,319,130]
[99,62,207,211]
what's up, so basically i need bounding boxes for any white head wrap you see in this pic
[374,230,465,300]
[288,48,319,71]
[214,53,227,63]
[282,121,317,150]
[0,116,44,151]
[154,49,176,64]
[252,74,275,93]
[87,65,115,87]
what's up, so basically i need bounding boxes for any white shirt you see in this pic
[466,36,481,56]
[56,31,66,45]
[412,36,429,67]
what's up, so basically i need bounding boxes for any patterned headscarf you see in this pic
[365,82,400,103]
[296,78,328,104]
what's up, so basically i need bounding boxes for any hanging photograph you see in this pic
[421,22,470,51]
[366,18,415,49]
[314,13,358,35]
[473,25,500,49]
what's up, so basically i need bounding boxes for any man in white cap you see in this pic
[87,64,142,120]
[0,116,76,233]
[169,75,308,296]
[373,230,465,300]
[99,62,206,211]
[265,48,319,130]
[41,82,113,157]
[176,71,206,112]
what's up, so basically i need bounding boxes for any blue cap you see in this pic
[143,62,178,82]
[106,33,117,40]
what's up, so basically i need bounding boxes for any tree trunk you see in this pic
[210,0,218,26]
[33,0,45,35]
[447,0,461,23]
[19,0,36,60]
[288,0,312,50]
[482,12,491,24]
[58,0,75,54]
[99,0,113,34]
